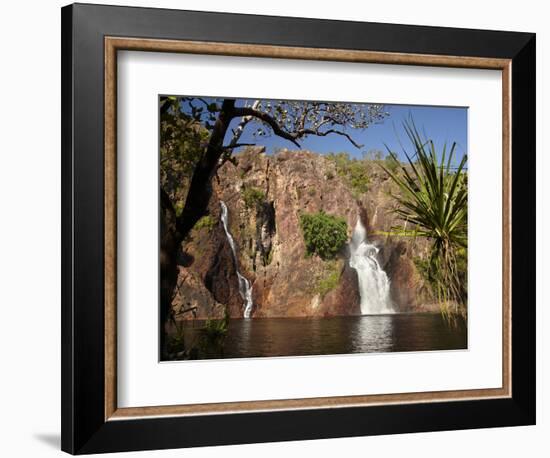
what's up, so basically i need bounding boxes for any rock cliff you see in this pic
[171,147,435,319]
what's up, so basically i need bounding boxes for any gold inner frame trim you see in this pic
[104,36,512,421]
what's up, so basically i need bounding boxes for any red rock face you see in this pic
[384,241,432,311]
[320,263,362,316]
[171,147,433,319]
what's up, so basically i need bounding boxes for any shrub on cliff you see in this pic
[383,153,400,173]
[315,260,343,297]
[242,186,266,210]
[300,211,348,260]
[326,152,370,197]
[194,215,216,231]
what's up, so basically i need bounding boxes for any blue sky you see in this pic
[179,97,468,165]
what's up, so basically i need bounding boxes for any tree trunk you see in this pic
[160,99,236,357]
[176,99,236,236]
[159,187,179,357]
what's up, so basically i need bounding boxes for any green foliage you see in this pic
[315,261,342,297]
[413,256,438,293]
[299,211,348,260]
[364,149,384,161]
[242,186,266,209]
[364,149,401,173]
[326,152,370,197]
[384,153,400,173]
[454,247,468,303]
[166,322,187,355]
[173,201,185,218]
[414,249,468,317]
[160,96,209,209]
[265,248,274,266]
[166,307,230,360]
[200,307,230,350]
[380,119,468,315]
[194,215,216,231]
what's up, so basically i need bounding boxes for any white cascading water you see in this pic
[349,219,394,315]
[219,201,254,318]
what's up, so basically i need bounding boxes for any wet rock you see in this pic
[172,147,432,318]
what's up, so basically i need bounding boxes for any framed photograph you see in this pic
[61,3,536,454]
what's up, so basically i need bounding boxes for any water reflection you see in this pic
[236,317,253,355]
[350,315,394,354]
[174,313,467,360]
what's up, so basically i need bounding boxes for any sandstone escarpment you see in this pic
[171,147,434,319]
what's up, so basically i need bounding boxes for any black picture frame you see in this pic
[61,3,536,454]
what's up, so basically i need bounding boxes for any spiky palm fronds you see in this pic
[380,120,468,315]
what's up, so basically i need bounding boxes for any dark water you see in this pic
[173,313,467,360]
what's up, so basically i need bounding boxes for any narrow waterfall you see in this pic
[219,201,254,318]
[349,219,394,315]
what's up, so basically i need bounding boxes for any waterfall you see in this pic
[219,201,254,318]
[349,219,394,315]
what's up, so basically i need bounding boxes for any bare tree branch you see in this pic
[227,100,261,148]
[233,104,370,149]
[233,106,301,147]
[300,128,364,148]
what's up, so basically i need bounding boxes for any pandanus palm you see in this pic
[380,120,468,316]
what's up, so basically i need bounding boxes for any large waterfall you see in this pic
[219,201,254,318]
[349,219,394,315]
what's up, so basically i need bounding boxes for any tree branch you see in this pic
[233,107,301,147]
[310,129,364,148]
[227,100,260,148]
[233,107,364,149]
[224,142,256,149]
